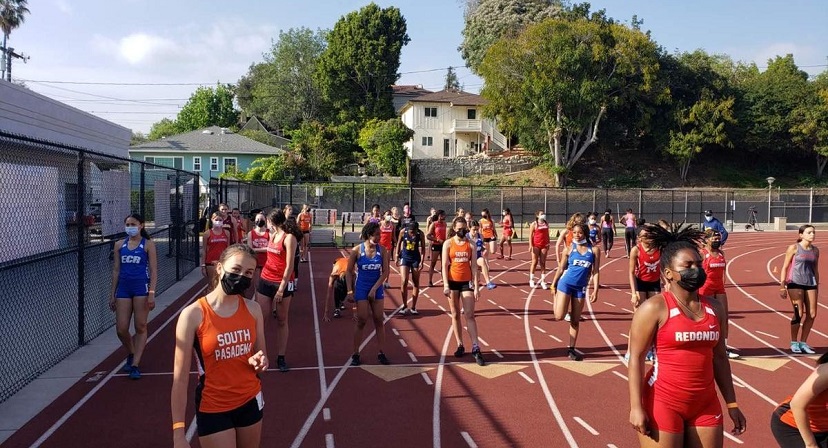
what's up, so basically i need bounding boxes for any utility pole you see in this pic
[1,46,29,82]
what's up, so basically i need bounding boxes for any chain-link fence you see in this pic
[212,179,828,234]
[0,131,200,403]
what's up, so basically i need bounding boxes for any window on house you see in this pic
[467,109,477,119]
[421,137,433,146]
[193,156,201,171]
[443,139,450,157]
[223,157,237,174]
[145,156,182,170]
[210,157,219,171]
[424,107,437,117]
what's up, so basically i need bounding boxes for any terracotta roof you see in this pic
[408,89,487,106]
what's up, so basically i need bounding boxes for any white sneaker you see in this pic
[529,279,536,289]
[564,313,571,322]
[726,350,741,359]
[540,281,548,290]
[800,342,816,354]
[791,342,803,354]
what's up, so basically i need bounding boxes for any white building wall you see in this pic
[402,101,495,160]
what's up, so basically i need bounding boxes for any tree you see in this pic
[444,66,461,91]
[0,0,29,79]
[235,155,291,182]
[316,3,409,123]
[176,84,238,132]
[238,129,280,147]
[147,118,182,140]
[790,81,828,177]
[459,0,562,74]
[290,121,359,180]
[478,17,662,186]
[666,92,736,180]
[131,131,148,146]
[358,118,414,176]
[236,28,328,132]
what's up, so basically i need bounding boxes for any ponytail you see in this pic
[641,222,705,271]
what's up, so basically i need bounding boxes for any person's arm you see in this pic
[323,267,337,322]
[715,220,729,245]
[345,248,359,302]
[491,220,498,240]
[246,300,268,373]
[369,247,387,297]
[171,304,200,447]
[780,244,797,297]
[627,296,661,436]
[470,241,479,301]
[442,240,451,296]
[395,229,405,257]
[554,229,567,264]
[628,246,640,307]
[814,247,820,286]
[551,246,569,289]
[590,247,601,302]
[710,298,747,435]
[426,222,436,242]
[146,240,158,310]
[278,235,297,298]
[790,364,828,447]
[418,231,426,268]
[201,232,209,276]
[110,240,122,310]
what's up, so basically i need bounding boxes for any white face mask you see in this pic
[385,215,392,222]
[212,220,223,228]
[538,214,546,221]
[705,215,713,222]
[588,218,596,225]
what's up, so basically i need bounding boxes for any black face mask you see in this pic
[220,272,251,295]
[675,267,707,292]
[455,229,468,238]
[256,220,266,228]
[710,241,721,249]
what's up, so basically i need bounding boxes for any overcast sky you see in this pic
[6,0,826,134]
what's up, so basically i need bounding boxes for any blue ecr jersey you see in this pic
[473,233,484,258]
[119,238,150,281]
[589,225,599,244]
[560,243,594,287]
[400,231,422,261]
[355,242,383,293]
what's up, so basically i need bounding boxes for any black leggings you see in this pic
[624,227,637,255]
[601,228,614,253]
[771,404,828,447]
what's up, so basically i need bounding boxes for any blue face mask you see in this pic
[125,226,140,237]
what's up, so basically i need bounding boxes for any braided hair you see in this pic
[641,222,705,271]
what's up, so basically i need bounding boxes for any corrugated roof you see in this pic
[407,89,487,106]
[130,126,285,154]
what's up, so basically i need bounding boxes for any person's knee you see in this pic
[276,316,289,327]
[355,317,367,328]
[134,321,148,334]
[116,324,131,338]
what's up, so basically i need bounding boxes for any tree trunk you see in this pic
[680,158,691,181]
[817,153,828,178]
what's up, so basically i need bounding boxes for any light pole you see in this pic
[766,176,775,224]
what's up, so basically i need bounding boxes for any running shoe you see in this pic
[791,342,803,354]
[333,309,341,318]
[497,254,503,259]
[378,352,390,365]
[454,345,466,358]
[800,342,816,355]
[384,282,391,289]
[122,354,134,373]
[540,281,548,290]
[567,348,583,361]
[472,347,486,366]
[623,353,630,363]
[339,304,346,310]
[726,350,741,359]
[645,350,655,362]
[429,282,434,287]
[564,313,571,322]
[486,282,497,290]
[350,354,361,366]
[529,279,536,289]
[277,356,289,372]
[409,309,419,315]
[399,308,409,316]
[128,365,141,380]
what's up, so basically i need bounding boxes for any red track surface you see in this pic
[4,232,824,447]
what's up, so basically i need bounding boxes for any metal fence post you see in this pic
[638,189,643,219]
[470,185,474,212]
[139,164,145,216]
[564,187,569,221]
[520,186,524,240]
[671,190,675,224]
[592,190,596,212]
[175,173,181,281]
[77,152,86,346]
[810,188,814,223]
[684,191,688,222]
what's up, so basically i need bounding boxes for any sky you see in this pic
[5,0,827,135]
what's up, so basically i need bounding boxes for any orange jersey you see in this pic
[448,238,472,282]
[780,392,828,432]
[332,257,349,278]
[194,296,260,413]
[298,212,312,231]
[480,218,495,239]
[205,229,229,264]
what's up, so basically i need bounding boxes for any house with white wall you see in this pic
[399,89,508,159]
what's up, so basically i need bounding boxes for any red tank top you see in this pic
[433,221,447,242]
[646,292,720,405]
[195,296,260,413]
[635,243,661,282]
[235,219,245,244]
[502,215,513,230]
[205,229,229,264]
[261,232,292,282]
[780,391,828,432]
[701,249,726,291]
[380,223,395,249]
[532,221,549,247]
[249,229,270,267]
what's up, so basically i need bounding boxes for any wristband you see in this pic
[172,422,185,430]
[347,290,354,295]
[726,402,739,409]
[149,290,156,294]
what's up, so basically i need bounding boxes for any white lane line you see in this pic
[621,308,634,314]
[548,334,562,343]
[438,305,448,313]
[323,408,331,421]
[573,417,599,436]
[543,299,554,306]
[477,337,489,347]
[608,445,619,448]
[612,371,628,381]
[732,373,777,406]
[723,431,744,444]
[498,305,509,312]
[430,298,438,305]
[461,431,478,448]
[487,299,497,305]
[510,312,522,320]
[326,433,335,448]
[185,415,197,442]
[433,325,454,448]
[491,349,504,359]
[31,284,208,448]
[603,301,616,307]
[620,333,629,339]
[421,372,433,385]
[534,326,547,334]
[392,328,400,336]
[308,252,329,394]
[408,352,419,363]
[399,339,408,348]
[756,330,779,339]
[518,371,536,384]
[520,289,529,294]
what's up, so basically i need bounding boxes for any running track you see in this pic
[3,232,824,447]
